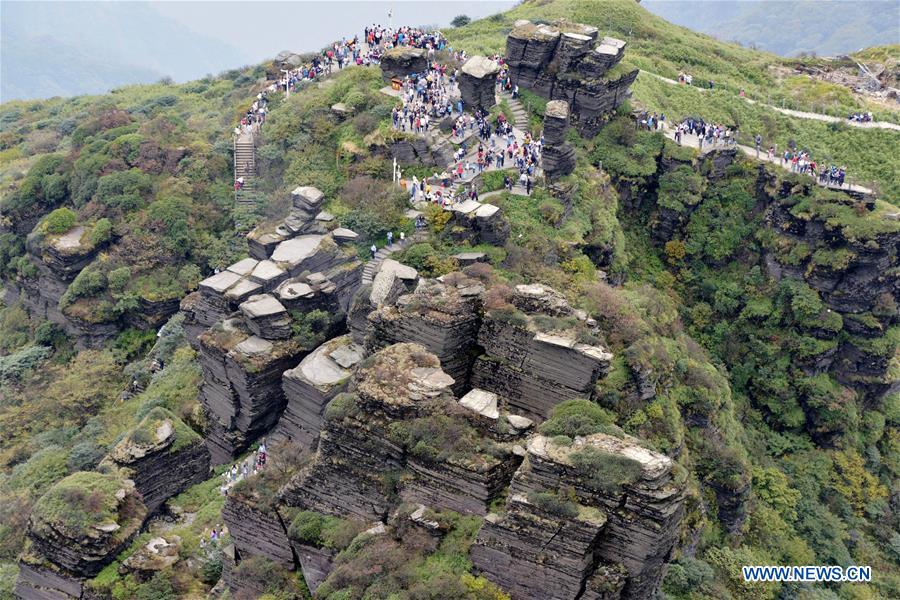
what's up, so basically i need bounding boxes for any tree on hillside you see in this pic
[451,15,471,27]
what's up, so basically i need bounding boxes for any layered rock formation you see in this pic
[542,100,577,180]
[101,408,210,515]
[279,343,522,520]
[472,284,613,420]
[272,334,365,449]
[380,47,428,81]
[505,20,637,137]
[446,199,511,246]
[16,472,148,599]
[367,277,484,393]
[460,56,499,111]
[471,433,685,600]
[762,176,900,406]
[7,224,118,348]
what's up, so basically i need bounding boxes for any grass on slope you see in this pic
[632,74,900,197]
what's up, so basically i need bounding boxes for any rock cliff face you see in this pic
[222,494,296,569]
[473,284,613,420]
[367,278,484,393]
[6,226,118,349]
[272,334,365,449]
[102,408,210,515]
[460,56,500,111]
[16,472,148,599]
[471,433,685,600]
[189,209,359,463]
[446,199,511,246]
[279,343,522,520]
[542,100,577,181]
[505,21,637,137]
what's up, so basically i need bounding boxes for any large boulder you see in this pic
[380,47,428,81]
[460,56,499,111]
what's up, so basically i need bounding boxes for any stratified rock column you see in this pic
[541,100,576,180]
[460,56,499,112]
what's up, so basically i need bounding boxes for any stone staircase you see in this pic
[234,133,260,208]
[499,91,529,131]
[361,236,416,285]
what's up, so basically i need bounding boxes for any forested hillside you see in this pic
[1,1,897,599]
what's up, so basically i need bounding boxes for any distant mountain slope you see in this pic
[1,1,246,100]
[642,0,899,57]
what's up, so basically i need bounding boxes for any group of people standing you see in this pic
[673,118,737,148]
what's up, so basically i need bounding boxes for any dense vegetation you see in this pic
[0,0,897,598]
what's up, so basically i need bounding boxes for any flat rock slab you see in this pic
[462,55,500,79]
[53,225,85,250]
[251,260,286,282]
[201,270,242,294]
[315,211,335,222]
[475,204,500,218]
[545,100,569,119]
[277,281,314,301]
[507,414,534,430]
[234,336,273,356]
[226,278,263,301]
[228,258,259,277]
[452,199,482,214]
[292,186,325,206]
[271,235,324,265]
[329,344,364,369]
[460,388,499,420]
[332,228,359,242]
[240,294,287,318]
[296,344,352,387]
[377,258,417,281]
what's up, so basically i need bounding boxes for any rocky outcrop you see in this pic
[380,47,428,81]
[198,317,312,464]
[542,100,577,180]
[505,21,637,137]
[471,433,685,600]
[279,343,521,520]
[367,277,484,392]
[16,472,148,598]
[473,284,612,420]
[446,200,511,246]
[222,494,296,569]
[460,56,499,111]
[102,408,209,515]
[272,335,365,449]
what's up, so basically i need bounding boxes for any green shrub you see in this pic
[569,446,644,493]
[44,207,77,234]
[89,218,113,246]
[107,267,132,293]
[527,491,578,518]
[540,399,621,438]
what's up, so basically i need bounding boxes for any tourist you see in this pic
[387,231,393,246]
[370,244,377,259]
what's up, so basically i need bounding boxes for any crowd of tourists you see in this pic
[848,111,874,123]
[672,117,737,148]
[218,439,268,496]
[390,64,459,133]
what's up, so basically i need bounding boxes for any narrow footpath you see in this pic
[638,69,900,132]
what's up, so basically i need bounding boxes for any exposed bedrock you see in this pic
[542,100,576,181]
[279,343,522,520]
[460,56,500,111]
[505,20,636,138]
[473,285,612,421]
[102,408,210,515]
[222,495,297,569]
[380,47,428,81]
[472,433,685,600]
[367,277,484,393]
[16,472,149,599]
[272,334,365,450]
